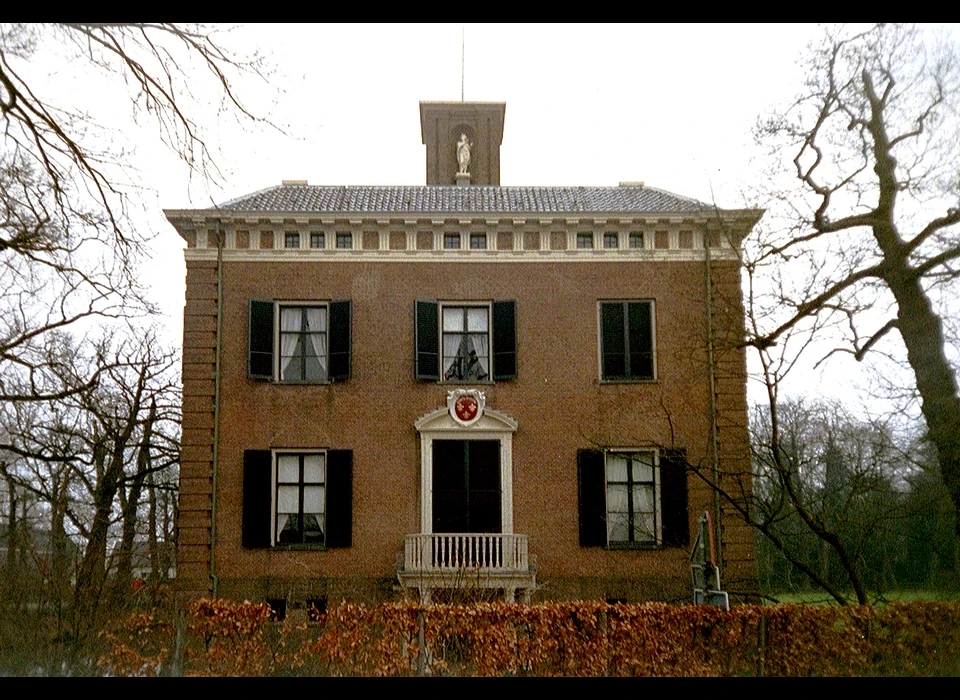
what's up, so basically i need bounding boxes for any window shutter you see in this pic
[242,450,272,548]
[577,449,607,547]
[492,300,517,380]
[599,302,626,379]
[326,449,353,548]
[627,301,654,380]
[328,300,352,381]
[660,448,689,547]
[415,300,439,381]
[248,300,275,380]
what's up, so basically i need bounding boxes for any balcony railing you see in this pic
[402,533,530,573]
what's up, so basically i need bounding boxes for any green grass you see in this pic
[763,589,960,606]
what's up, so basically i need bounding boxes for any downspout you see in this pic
[209,220,224,598]
[703,224,724,574]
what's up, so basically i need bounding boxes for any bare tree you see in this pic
[749,24,960,530]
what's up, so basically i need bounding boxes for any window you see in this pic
[603,232,618,249]
[629,232,644,249]
[577,448,688,548]
[279,306,328,382]
[605,452,656,546]
[248,300,352,383]
[444,233,461,250]
[442,305,489,381]
[285,233,300,249]
[577,233,593,249]
[276,453,325,545]
[599,301,654,381]
[243,449,353,550]
[415,300,516,382]
[336,232,352,249]
[310,232,325,249]
[470,233,486,250]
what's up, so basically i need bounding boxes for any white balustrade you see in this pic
[403,533,529,573]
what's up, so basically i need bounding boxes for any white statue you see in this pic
[457,133,472,174]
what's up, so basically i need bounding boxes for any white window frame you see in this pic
[276,302,329,384]
[605,450,661,548]
[440,301,492,384]
[272,450,327,548]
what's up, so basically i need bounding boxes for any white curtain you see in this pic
[280,308,301,379]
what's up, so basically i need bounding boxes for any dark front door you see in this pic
[432,440,501,533]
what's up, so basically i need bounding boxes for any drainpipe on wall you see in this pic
[209,220,224,598]
[703,224,724,574]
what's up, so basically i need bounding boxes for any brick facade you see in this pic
[166,102,761,611]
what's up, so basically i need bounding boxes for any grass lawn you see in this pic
[764,589,960,605]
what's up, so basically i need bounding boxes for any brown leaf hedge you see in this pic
[98,599,960,676]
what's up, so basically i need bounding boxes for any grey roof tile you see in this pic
[212,184,711,215]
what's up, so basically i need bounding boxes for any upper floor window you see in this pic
[603,232,618,249]
[310,232,325,249]
[599,300,655,381]
[442,305,490,381]
[248,299,352,383]
[444,233,461,250]
[629,232,644,249]
[415,300,516,382]
[285,233,300,249]
[279,305,328,382]
[577,233,594,249]
[336,232,352,249]
[470,233,487,250]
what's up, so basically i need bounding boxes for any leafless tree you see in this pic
[749,24,960,531]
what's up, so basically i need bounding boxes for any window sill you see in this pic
[599,378,657,384]
[271,544,327,551]
[607,542,661,551]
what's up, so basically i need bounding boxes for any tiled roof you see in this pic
[212,184,712,215]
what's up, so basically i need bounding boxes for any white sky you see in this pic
[36,22,955,411]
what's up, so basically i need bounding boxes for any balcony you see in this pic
[397,533,536,603]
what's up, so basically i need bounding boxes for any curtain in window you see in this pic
[280,308,301,380]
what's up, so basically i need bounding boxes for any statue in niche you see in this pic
[456,133,472,174]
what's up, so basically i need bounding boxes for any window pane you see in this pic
[466,307,488,331]
[277,484,299,513]
[444,233,460,249]
[629,232,644,249]
[607,511,630,543]
[607,483,629,512]
[604,233,618,248]
[443,307,465,331]
[285,233,299,248]
[277,456,299,483]
[303,485,324,514]
[336,233,352,249]
[634,512,656,542]
[303,454,325,483]
[606,453,629,482]
[631,453,654,482]
[577,233,593,249]
[281,308,301,331]
[310,232,324,249]
[470,233,486,249]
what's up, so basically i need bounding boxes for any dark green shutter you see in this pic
[326,450,353,548]
[242,450,272,548]
[248,300,275,380]
[577,449,607,547]
[415,300,439,380]
[492,300,517,380]
[328,300,352,381]
[660,448,689,547]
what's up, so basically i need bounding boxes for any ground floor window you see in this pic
[275,453,326,545]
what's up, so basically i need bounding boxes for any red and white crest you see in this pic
[447,388,485,427]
